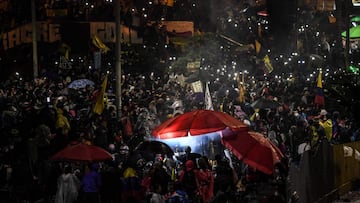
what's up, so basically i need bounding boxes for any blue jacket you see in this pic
[82,171,101,193]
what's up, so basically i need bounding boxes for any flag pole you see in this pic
[115,0,122,118]
[31,0,38,79]
[345,0,350,70]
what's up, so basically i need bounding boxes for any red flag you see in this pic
[121,117,133,137]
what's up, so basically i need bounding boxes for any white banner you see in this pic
[205,82,214,110]
[191,80,203,93]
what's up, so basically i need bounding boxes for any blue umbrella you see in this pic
[68,79,95,89]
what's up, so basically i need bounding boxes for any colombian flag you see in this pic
[93,74,108,115]
[314,70,325,108]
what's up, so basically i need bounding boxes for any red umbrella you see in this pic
[51,143,113,162]
[152,109,248,139]
[220,129,284,175]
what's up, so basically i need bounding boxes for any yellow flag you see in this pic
[92,35,110,53]
[263,54,273,73]
[255,39,261,54]
[65,49,69,60]
[60,43,71,60]
[93,74,108,115]
[171,168,176,181]
[317,70,323,88]
[320,119,332,141]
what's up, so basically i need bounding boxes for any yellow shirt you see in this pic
[319,119,333,141]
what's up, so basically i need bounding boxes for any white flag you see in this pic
[205,82,214,110]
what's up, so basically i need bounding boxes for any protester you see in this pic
[178,160,201,203]
[55,164,81,203]
[99,163,122,203]
[149,161,171,196]
[167,181,190,203]
[213,154,237,195]
[80,163,102,203]
[197,156,214,203]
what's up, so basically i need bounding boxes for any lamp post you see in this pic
[31,0,38,79]
[345,0,350,70]
[115,0,122,118]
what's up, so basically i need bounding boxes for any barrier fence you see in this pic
[289,141,360,203]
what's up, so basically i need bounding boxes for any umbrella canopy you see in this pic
[51,143,112,162]
[134,140,174,158]
[251,97,280,109]
[152,109,248,139]
[341,26,360,39]
[220,129,284,175]
[68,79,95,89]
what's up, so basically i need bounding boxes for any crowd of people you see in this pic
[0,51,359,203]
[1,0,360,203]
